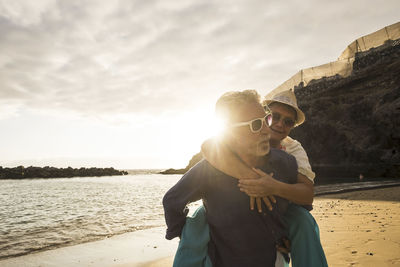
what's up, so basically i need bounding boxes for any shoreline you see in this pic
[314,179,400,195]
[1,185,399,266]
[0,227,178,267]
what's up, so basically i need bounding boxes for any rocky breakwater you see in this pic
[291,40,400,183]
[0,166,128,179]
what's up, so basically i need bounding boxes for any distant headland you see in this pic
[0,166,128,179]
[159,153,202,174]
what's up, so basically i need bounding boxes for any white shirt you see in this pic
[280,136,315,183]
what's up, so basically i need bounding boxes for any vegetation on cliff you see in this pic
[0,166,128,179]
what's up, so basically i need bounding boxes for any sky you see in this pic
[0,0,399,169]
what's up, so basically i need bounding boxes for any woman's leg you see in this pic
[284,204,328,267]
[173,206,212,267]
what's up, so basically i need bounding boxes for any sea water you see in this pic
[0,173,181,259]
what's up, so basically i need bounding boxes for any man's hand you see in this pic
[241,169,278,212]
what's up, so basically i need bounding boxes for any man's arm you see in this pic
[163,161,206,239]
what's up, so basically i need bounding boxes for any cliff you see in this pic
[291,40,400,182]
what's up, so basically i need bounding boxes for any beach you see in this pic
[1,186,399,267]
[314,186,400,266]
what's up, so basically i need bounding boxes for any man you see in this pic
[163,90,298,266]
[202,89,328,267]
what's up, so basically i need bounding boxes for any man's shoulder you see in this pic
[269,148,298,169]
[270,148,295,160]
[268,149,298,183]
[185,158,207,172]
[184,159,217,177]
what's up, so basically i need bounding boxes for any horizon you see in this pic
[1,1,399,169]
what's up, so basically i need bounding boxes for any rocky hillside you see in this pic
[291,40,400,182]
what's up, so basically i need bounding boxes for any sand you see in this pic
[1,186,399,267]
[314,186,400,266]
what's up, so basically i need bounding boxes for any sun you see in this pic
[165,108,227,163]
[190,110,226,141]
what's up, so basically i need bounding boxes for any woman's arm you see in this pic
[238,170,314,205]
[201,138,278,211]
[201,138,259,179]
[203,138,315,208]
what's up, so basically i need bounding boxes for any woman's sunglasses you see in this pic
[230,113,273,133]
[271,112,295,128]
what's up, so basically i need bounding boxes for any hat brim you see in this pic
[263,99,305,127]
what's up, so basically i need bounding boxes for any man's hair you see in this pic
[215,90,261,123]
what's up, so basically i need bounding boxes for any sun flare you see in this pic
[164,108,227,165]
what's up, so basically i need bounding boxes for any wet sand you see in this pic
[1,186,399,267]
[0,227,179,267]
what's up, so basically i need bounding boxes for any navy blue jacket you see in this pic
[163,148,298,267]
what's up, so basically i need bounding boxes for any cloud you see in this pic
[0,0,399,118]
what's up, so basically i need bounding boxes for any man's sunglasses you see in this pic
[271,112,295,128]
[230,113,273,133]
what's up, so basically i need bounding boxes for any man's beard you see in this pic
[255,139,270,156]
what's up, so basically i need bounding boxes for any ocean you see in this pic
[0,173,182,260]
[1,172,398,260]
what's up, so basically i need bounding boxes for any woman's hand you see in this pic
[241,169,278,212]
[249,196,277,212]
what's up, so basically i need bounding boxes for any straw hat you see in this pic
[263,89,305,127]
